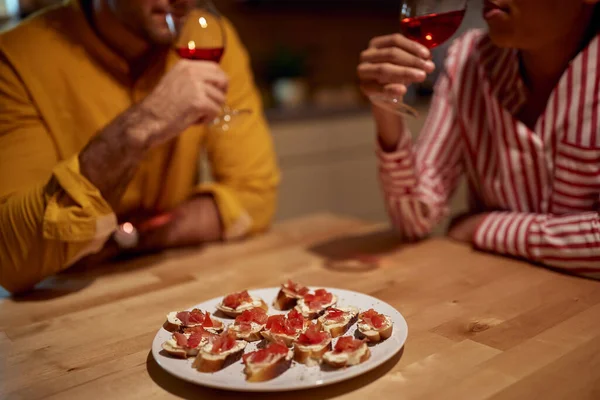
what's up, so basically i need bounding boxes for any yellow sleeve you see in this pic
[0,51,116,294]
[195,19,281,240]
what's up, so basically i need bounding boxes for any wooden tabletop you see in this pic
[1,213,599,400]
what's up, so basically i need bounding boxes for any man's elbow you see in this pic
[0,273,36,296]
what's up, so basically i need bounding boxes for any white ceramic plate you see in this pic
[151,287,408,392]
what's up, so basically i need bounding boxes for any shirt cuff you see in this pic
[473,211,537,260]
[193,183,253,241]
[43,154,117,243]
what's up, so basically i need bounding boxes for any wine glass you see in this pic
[369,0,467,117]
[166,0,251,130]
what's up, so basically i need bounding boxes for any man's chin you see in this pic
[146,28,175,46]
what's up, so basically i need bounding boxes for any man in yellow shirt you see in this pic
[0,0,280,294]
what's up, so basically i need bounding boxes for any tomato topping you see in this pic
[297,323,329,345]
[238,322,252,332]
[242,343,288,364]
[235,307,268,326]
[222,290,253,309]
[173,330,208,349]
[286,308,306,330]
[303,289,333,310]
[173,332,188,347]
[325,308,345,322]
[265,315,297,336]
[209,330,237,354]
[176,309,214,327]
[360,309,387,329]
[186,332,203,348]
[333,336,364,353]
[283,280,309,296]
[184,326,217,340]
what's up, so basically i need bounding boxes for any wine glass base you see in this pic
[210,107,252,130]
[369,94,419,118]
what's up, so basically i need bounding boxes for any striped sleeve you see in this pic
[474,212,600,278]
[377,37,470,239]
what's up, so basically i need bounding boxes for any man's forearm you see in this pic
[78,103,156,208]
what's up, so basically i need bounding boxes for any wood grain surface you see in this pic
[1,213,599,400]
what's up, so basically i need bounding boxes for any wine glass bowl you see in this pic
[369,0,468,117]
[166,0,250,129]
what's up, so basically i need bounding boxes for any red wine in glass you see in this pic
[400,9,466,49]
[176,47,224,62]
[167,0,250,129]
[369,0,467,117]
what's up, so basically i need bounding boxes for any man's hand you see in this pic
[75,195,223,268]
[447,213,489,244]
[135,60,229,148]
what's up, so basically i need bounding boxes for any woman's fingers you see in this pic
[369,33,431,59]
[359,82,407,98]
[357,62,428,85]
[360,46,435,74]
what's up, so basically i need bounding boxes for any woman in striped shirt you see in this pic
[358,0,600,277]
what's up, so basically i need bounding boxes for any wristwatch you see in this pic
[112,222,139,250]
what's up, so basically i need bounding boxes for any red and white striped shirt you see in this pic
[378,30,600,277]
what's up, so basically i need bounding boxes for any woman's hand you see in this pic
[358,33,436,99]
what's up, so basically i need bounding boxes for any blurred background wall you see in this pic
[1,0,487,233]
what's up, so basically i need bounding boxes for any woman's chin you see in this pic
[487,28,518,49]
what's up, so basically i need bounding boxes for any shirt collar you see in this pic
[66,0,169,86]
[478,32,600,115]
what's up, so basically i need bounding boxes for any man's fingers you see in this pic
[205,84,227,107]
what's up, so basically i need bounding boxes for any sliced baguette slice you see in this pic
[293,339,332,366]
[231,323,265,342]
[261,330,299,347]
[163,310,224,333]
[216,298,269,318]
[243,347,293,382]
[273,288,301,311]
[192,340,247,373]
[357,322,393,343]
[323,342,370,368]
[295,294,338,320]
[317,307,358,338]
[357,310,394,343]
[161,331,213,359]
[161,340,201,359]
[273,280,309,311]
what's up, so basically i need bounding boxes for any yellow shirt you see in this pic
[0,1,280,293]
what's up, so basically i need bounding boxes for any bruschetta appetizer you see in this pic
[323,336,370,368]
[163,308,224,333]
[273,280,310,310]
[295,288,337,319]
[216,290,268,318]
[192,330,247,372]
[261,308,309,347]
[293,322,332,366]
[317,307,358,338]
[242,342,293,382]
[161,328,217,359]
[357,308,393,342]
[229,307,269,342]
